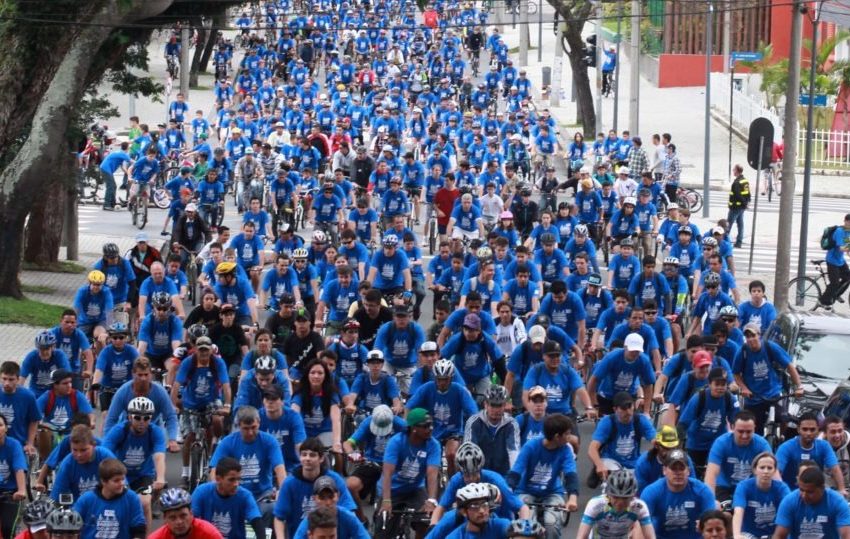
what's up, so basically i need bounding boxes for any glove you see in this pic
[173,346,187,359]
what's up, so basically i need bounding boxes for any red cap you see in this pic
[693,350,712,369]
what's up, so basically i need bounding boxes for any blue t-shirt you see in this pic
[678,390,739,451]
[275,470,357,536]
[707,431,772,488]
[0,436,26,491]
[51,446,116,501]
[137,314,183,357]
[441,333,501,382]
[450,204,482,232]
[736,300,777,335]
[691,291,735,335]
[369,250,410,290]
[37,390,93,433]
[776,437,839,488]
[826,226,850,266]
[608,254,641,290]
[74,488,147,539]
[522,363,584,415]
[209,430,284,497]
[348,208,379,243]
[102,421,166,482]
[641,477,716,539]
[348,415,407,464]
[503,279,541,316]
[380,432,442,496]
[0,387,41,446]
[732,477,790,538]
[320,279,360,322]
[406,382,478,440]
[21,350,71,399]
[229,233,265,269]
[292,508,371,539]
[138,278,178,315]
[175,355,229,409]
[93,258,135,304]
[731,341,792,404]
[537,292,586,341]
[213,277,257,317]
[52,327,92,374]
[292,392,341,438]
[259,408,306,472]
[94,344,139,388]
[592,349,656,399]
[775,487,850,539]
[591,414,656,468]
[73,286,114,326]
[350,372,400,412]
[375,321,425,369]
[509,437,577,497]
[191,482,261,539]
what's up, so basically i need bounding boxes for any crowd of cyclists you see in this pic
[12,0,850,538]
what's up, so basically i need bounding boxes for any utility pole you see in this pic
[537,0,543,62]
[629,0,640,133]
[775,0,804,312]
[519,0,529,67]
[551,23,565,107]
[796,0,824,305]
[722,0,731,75]
[180,25,191,97]
[595,1,603,134]
[702,0,713,217]
[612,1,623,132]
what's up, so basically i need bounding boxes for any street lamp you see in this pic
[703,0,713,218]
[795,0,824,305]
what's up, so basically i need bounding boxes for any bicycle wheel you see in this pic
[187,264,197,306]
[130,199,137,227]
[527,0,538,14]
[188,443,206,492]
[787,276,822,312]
[136,197,148,230]
[428,219,437,255]
[152,188,171,209]
[26,452,41,501]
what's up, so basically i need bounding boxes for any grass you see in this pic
[22,284,56,295]
[22,261,86,274]
[0,297,66,326]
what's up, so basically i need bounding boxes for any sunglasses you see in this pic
[111,335,127,340]
[530,396,546,403]
[155,307,170,312]
[645,311,658,315]
[706,284,718,289]
[132,415,152,422]
[415,422,433,429]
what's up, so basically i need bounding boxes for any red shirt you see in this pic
[148,518,223,539]
[434,187,460,226]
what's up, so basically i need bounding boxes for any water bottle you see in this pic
[245,525,256,539]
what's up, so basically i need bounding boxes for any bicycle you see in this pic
[184,407,218,492]
[525,501,573,534]
[128,183,150,230]
[787,259,843,312]
[427,206,438,255]
[176,245,200,306]
[759,393,797,452]
[200,201,225,231]
[166,54,179,79]
[373,506,431,539]
[763,162,782,203]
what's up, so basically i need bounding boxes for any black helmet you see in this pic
[151,291,172,309]
[187,323,208,340]
[102,242,120,258]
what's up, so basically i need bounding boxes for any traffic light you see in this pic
[583,34,597,67]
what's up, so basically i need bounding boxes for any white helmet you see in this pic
[312,230,326,242]
[623,196,637,206]
[127,396,155,415]
[456,482,492,507]
[433,359,455,378]
[663,256,680,266]
[370,405,395,437]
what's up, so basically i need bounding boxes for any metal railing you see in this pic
[710,73,784,140]
[797,128,850,170]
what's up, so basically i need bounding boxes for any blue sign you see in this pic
[730,51,763,67]
[799,94,828,106]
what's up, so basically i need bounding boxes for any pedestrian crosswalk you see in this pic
[704,189,848,215]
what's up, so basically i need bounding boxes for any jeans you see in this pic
[821,262,850,306]
[102,169,117,208]
[726,207,746,246]
[519,493,566,539]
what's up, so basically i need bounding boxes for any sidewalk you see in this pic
[494,6,850,199]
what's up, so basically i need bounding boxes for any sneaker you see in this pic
[176,431,183,444]
[838,296,846,304]
[102,206,115,212]
[160,230,169,236]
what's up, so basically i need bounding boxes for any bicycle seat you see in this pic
[811,259,825,265]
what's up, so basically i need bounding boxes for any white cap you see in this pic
[624,333,645,352]
[618,166,630,175]
[667,203,679,211]
[528,325,546,344]
[712,226,726,235]
[420,341,438,353]
[579,165,591,174]
[185,203,198,212]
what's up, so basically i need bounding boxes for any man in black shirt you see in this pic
[208,303,250,374]
[283,306,325,381]
[352,288,392,350]
[351,146,374,192]
[265,293,297,352]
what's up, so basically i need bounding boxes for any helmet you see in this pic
[342,318,360,332]
[312,230,327,242]
[215,261,237,275]
[127,396,155,415]
[292,248,308,259]
[704,272,721,286]
[22,497,56,527]
[88,270,106,284]
[508,519,545,538]
[151,291,172,309]
[499,211,513,220]
[619,237,634,248]
[535,313,551,329]
[574,224,588,236]
[107,322,128,335]
[455,482,491,507]
[159,487,192,512]
[606,469,638,497]
[254,355,276,373]
[369,404,395,436]
[539,233,556,245]
[187,323,208,340]
[34,330,56,348]
[622,196,637,207]
[702,236,718,247]
[719,305,738,317]
[102,242,120,258]
[663,256,680,266]
[382,235,399,247]
[455,442,485,475]
[485,384,509,406]
[46,509,83,533]
[433,358,455,378]
[476,246,492,260]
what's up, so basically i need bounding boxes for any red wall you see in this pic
[658,54,728,87]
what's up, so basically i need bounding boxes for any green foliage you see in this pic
[738,42,789,109]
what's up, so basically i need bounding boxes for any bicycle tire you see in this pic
[187,264,197,306]
[188,443,206,492]
[26,452,41,501]
[152,188,171,210]
[130,199,137,227]
[429,220,437,255]
[137,201,148,230]
[527,0,538,15]
[787,276,822,312]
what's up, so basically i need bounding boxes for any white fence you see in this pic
[710,72,784,140]
[798,129,850,170]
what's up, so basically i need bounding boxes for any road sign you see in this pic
[730,51,763,67]
[799,94,828,106]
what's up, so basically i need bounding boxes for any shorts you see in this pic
[129,476,154,493]
[405,186,422,198]
[451,228,480,241]
[179,406,215,436]
[351,462,382,498]
[437,223,447,235]
[324,319,344,337]
[99,388,119,411]
[78,323,103,338]
[145,353,172,372]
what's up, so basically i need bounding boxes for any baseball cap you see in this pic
[313,476,339,494]
[406,408,431,427]
[665,449,688,467]
[280,293,295,305]
[51,369,74,384]
[743,322,761,335]
[294,307,311,321]
[612,391,635,408]
[463,313,481,330]
[195,336,213,350]
[542,340,561,356]
[220,303,236,314]
[185,203,198,213]
[528,386,547,399]
[692,350,712,369]
[708,367,727,382]
[369,405,395,436]
[528,325,546,344]
[712,226,726,235]
[135,232,149,243]
[420,341,438,353]
[393,304,411,317]
[624,333,645,352]
[655,425,680,448]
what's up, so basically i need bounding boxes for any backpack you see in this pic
[694,386,733,419]
[45,389,78,417]
[821,225,839,250]
[605,413,644,448]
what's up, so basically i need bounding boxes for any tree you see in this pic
[546,0,596,135]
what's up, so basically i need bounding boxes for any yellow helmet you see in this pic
[87,270,106,284]
[215,262,237,276]
[336,84,346,91]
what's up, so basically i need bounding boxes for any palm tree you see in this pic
[737,42,788,109]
